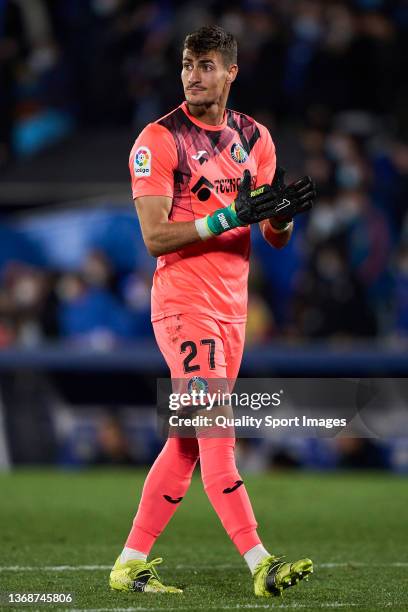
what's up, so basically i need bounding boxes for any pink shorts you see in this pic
[153,313,246,388]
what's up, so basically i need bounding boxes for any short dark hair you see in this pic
[183,25,237,66]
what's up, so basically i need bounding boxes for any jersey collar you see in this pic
[181,101,228,131]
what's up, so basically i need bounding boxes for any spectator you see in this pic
[294,243,377,339]
[0,0,407,346]
[56,270,134,347]
[392,246,408,341]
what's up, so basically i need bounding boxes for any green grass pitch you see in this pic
[0,469,407,611]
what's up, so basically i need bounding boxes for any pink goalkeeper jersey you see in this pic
[129,101,276,323]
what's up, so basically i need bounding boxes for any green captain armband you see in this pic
[194,202,244,240]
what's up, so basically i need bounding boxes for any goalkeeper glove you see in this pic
[267,166,316,228]
[196,170,292,238]
[195,168,316,239]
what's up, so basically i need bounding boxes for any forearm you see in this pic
[259,218,293,249]
[142,220,201,257]
[141,193,246,256]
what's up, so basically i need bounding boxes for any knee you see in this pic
[164,437,200,462]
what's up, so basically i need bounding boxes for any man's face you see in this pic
[181,49,237,106]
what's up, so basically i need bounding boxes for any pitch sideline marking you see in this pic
[27,603,398,612]
[0,562,407,572]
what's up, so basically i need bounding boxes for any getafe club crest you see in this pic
[230,142,248,164]
[187,376,209,395]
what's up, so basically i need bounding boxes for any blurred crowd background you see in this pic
[1,0,408,346]
[1,0,408,469]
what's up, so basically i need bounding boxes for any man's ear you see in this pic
[226,65,238,83]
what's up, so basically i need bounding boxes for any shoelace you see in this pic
[254,555,284,578]
[132,557,163,583]
[266,556,287,578]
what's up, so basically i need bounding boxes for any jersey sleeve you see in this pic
[129,123,177,199]
[253,122,276,187]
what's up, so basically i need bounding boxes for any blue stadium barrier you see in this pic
[0,342,407,374]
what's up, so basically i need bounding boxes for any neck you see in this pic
[186,81,230,126]
[186,101,226,126]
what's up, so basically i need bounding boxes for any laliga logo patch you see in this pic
[134,146,151,176]
[188,376,209,395]
[231,142,248,164]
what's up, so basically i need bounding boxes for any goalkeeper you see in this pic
[109,24,316,598]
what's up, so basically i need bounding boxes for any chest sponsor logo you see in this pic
[134,146,151,176]
[214,177,240,194]
[191,175,257,201]
[231,142,248,164]
[191,176,214,201]
[214,176,257,194]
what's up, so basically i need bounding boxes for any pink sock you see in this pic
[126,437,199,554]
[198,437,261,555]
